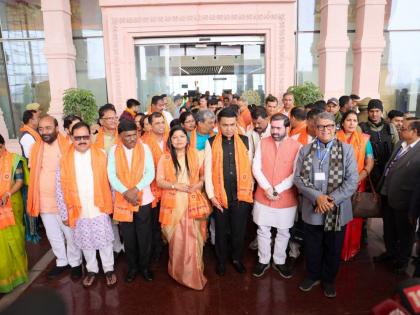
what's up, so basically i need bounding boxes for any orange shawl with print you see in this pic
[60,146,113,228]
[211,133,253,208]
[113,141,145,222]
[289,123,309,145]
[336,130,369,173]
[160,148,211,226]
[27,133,70,217]
[0,151,15,229]
[19,125,41,143]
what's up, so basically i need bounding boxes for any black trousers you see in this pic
[214,200,250,264]
[304,223,346,284]
[119,203,152,271]
[150,202,163,258]
[382,197,414,267]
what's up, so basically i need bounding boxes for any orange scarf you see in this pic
[160,148,211,226]
[189,129,214,150]
[147,110,170,138]
[336,130,369,173]
[289,123,309,145]
[19,125,41,143]
[113,142,145,222]
[211,133,253,208]
[239,107,252,130]
[143,133,167,206]
[60,146,113,228]
[0,151,15,229]
[94,127,119,150]
[27,133,70,217]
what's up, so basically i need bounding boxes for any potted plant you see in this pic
[287,81,324,106]
[62,88,98,125]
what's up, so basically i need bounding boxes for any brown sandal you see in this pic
[82,272,96,288]
[105,271,117,288]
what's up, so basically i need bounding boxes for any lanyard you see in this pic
[316,139,334,168]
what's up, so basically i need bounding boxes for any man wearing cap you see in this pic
[325,98,341,127]
[26,103,41,115]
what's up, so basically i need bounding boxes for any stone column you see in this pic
[352,0,386,99]
[41,0,77,121]
[318,0,350,99]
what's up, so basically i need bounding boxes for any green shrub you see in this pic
[63,88,98,125]
[287,82,324,106]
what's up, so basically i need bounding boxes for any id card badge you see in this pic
[314,172,326,181]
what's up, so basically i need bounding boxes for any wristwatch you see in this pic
[272,188,278,197]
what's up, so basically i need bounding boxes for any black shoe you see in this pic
[47,265,70,279]
[299,278,320,292]
[232,260,246,274]
[287,257,297,270]
[71,265,83,280]
[373,252,395,263]
[125,269,137,283]
[141,269,154,282]
[272,263,292,279]
[216,263,226,276]
[252,262,269,278]
[323,283,336,298]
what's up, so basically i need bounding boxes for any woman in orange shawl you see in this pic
[337,110,374,261]
[156,126,211,290]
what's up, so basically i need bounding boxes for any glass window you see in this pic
[296,33,319,86]
[298,0,320,32]
[74,38,107,106]
[0,0,44,39]
[0,43,15,138]
[379,31,420,115]
[70,0,103,37]
[385,0,420,31]
[345,33,354,94]
[347,0,357,31]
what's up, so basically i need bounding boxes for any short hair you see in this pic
[71,121,90,135]
[316,111,336,124]
[126,98,140,108]
[217,107,237,122]
[265,94,278,105]
[0,134,4,145]
[40,115,59,127]
[161,94,167,98]
[208,98,218,106]
[232,94,240,100]
[179,111,194,125]
[99,103,116,119]
[118,119,137,134]
[148,112,164,124]
[229,104,240,116]
[151,95,163,105]
[313,100,326,110]
[270,113,290,127]
[251,106,268,120]
[170,119,180,129]
[409,121,420,136]
[307,108,324,121]
[22,110,37,124]
[282,92,293,98]
[350,94,360,101]
[290,107,306,121]
[388,110,404,120]
[339,95,351,108]
[135,112,145,119]
[196,109,215,123]
[140,114,149,129]
[63,114,82,130]
[340,110,358,127]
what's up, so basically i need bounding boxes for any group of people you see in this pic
[1,91,419,300]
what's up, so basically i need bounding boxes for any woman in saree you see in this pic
[156,126,211,290]
[0,134,29,293]
[336,111,374,261]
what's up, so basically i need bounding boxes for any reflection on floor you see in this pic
[10,219,410,315]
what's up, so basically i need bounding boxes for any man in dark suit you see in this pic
[378,119,420,274]
[409,181,420,277]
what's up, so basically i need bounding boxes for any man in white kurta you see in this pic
[251,113,301,279]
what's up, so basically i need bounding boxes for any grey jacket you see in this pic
[293,139,359,227]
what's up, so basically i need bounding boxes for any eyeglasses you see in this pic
[73,135,91,141]
[102,116,118,121]
[316,124,336,131]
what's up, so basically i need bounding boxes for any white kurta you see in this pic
[251,139,300,229]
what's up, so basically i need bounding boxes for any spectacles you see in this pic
[73,135,91,141]
[317,124,336,131]
[102,116,118,121]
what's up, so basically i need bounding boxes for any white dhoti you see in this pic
[253,201,297,265]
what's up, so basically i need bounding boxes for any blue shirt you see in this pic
[188,131,216,151]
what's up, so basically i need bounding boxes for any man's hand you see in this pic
[62,220,69,226]
[123,188,139,206]
[316,194,335,213]
[264,187,275,200]
[1,192,10,206]
[189,182,202,193]
[210,197,224,212]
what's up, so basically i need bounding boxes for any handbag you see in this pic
[352,175,382,218]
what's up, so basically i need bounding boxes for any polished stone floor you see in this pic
[7,219,410,315]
